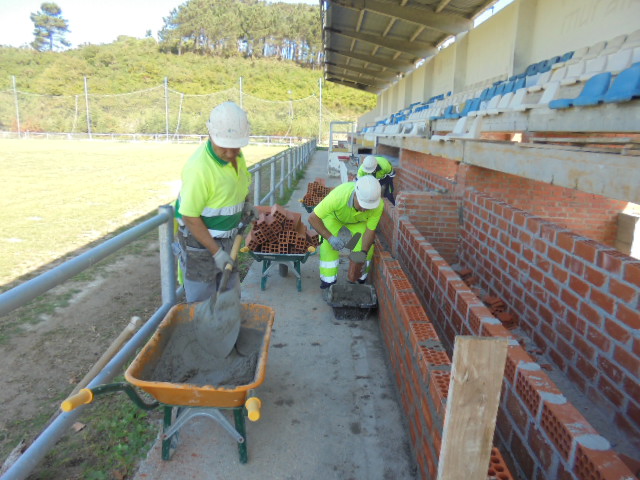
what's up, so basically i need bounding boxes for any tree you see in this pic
[30,2,71,52]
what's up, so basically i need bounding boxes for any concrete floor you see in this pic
[134,150,416,480]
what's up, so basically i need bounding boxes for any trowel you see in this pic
[192,234,243,358]
[344,231,361,251]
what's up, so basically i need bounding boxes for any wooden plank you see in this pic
[436,336,508,480]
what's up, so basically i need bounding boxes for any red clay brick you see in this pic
[487,447,515,480]
[569,276,590,297]
[429,370,450,418]
[608,278,637,303]
[589,289,616,314]
[580,302,603,326]
[557,231,576,252]
[596,249,625,275]
[617,303,640,330]
[623,262,640,288]
[574,240,599,263]
[541,401,596,460]
[574,443,637,480]
[614,346,640,377]
[586,326,611,352]
[604,318,631,344]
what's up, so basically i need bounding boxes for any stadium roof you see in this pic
[321,0,500,93]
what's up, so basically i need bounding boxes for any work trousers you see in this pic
[319,220,374,285]
[174,227,240,303]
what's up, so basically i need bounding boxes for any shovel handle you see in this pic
[61,388,94,412]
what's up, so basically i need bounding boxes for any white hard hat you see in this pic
[206,101,250,148]
[362,155,378,173]
[354,175,381,210]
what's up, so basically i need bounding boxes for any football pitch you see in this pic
[0,139,286,288]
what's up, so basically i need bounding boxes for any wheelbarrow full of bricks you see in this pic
[242,204,320,291]
[300,178,332,213]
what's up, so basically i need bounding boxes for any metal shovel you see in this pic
[192,234,243,358]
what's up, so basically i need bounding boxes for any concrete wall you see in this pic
[362,0,640,120]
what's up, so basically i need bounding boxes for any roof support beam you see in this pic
[326,48,412,71]
[326,27,436,58]
[326,69,387,87]
[329,0,472,35]
[326,77,380,93]
[326,61,397,80]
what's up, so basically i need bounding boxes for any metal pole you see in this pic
[0,301,175,480]
[158,205,176,305]
[318,78,323,144]
[287,149,292,190]
[269,162,276,205]
[83,76,92,140]
[12,76,21,137]
[164,77,169,142]
[279,153,285,199]
[254,167,261,206]
[0,211,171,317]
[239,77,243,109]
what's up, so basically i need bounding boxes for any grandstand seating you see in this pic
[359,30,639,141]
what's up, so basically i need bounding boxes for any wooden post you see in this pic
[437,336,508,480]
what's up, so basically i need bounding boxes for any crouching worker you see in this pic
[308,176,384,289]
[358,154,396,205]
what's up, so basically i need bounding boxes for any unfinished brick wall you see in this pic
[458,164,627,247]
[393,192,461,265]
[371,240,515,480]
[458,190,640,447]
[396,151,458,193]
[374,211,638,480]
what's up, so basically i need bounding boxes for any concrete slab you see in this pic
[134,150,416,480]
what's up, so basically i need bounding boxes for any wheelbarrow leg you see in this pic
[234,407,248,464]
[162,406,179,461]
[261,260,271,291]
[294,260,302,292]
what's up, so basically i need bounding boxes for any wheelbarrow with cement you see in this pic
[61,302,275,463]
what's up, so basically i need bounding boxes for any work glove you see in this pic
[213,248,232,271]
[328,236,346,251]
[242,201,256,222]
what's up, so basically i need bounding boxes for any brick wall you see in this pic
[396,150,457,193]
[371,241,515,480]
[458,190,640,449]
[374,210,638,479]
[458,164,627,247]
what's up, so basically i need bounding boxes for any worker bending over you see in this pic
[308,176,384,289]
[358,154,396,205]
[173,101,253,302]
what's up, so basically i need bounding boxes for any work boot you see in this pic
[320,280,336,289]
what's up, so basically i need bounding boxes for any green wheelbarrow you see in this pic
[241,246,317,292]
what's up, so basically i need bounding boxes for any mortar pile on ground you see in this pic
[301,178,332,207]
[245,204,320,254]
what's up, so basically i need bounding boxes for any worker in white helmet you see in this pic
[358,154,396,205]
[308,176,384,289]
[173,101,253,302]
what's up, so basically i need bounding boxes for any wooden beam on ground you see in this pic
[436,336,508,480]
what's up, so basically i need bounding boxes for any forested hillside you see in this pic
[0,36,376,138]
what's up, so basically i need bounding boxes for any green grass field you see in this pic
[0,139,286,288]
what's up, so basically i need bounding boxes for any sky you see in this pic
[0,0,319,48]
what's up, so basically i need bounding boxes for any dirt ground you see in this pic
[0,236,164,475]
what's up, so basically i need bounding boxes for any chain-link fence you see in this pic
[0,79,351,143]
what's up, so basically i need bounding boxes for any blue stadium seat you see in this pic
[602,63,640,103]
[559,51,574,63]
[549,71,612,108]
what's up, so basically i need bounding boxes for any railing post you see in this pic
[158,205,176,305]
[279,153,285,199]
[287,149,292,190]
[269,161,276,205]
[254,166,262,206]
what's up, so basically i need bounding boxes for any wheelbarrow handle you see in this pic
[245,396,262,422]
[61,388,94,412]
[240,246,249,253]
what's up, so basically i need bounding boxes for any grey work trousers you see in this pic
[175,227,240,303]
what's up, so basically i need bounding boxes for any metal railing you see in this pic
[0,139,316,480]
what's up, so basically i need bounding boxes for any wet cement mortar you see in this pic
[149,323,263,387]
